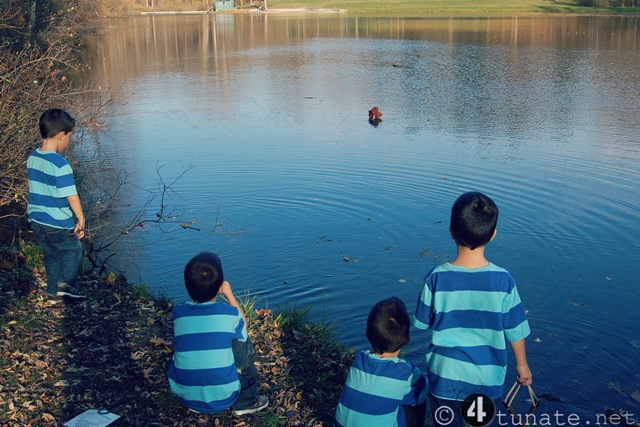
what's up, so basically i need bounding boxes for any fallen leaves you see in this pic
[0,272,354,426]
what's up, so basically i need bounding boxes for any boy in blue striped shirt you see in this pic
[27,109,86,299]
[168,252,268,415]
[413,191,532,427]
[335,297,427,427]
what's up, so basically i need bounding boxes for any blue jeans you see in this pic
[30,222,83,295]
[231,337,261,409]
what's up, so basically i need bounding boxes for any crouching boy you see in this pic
[168,252,268,415]
[335,297,428,427]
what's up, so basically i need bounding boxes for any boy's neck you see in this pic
[41,137,61,153]
[450,245,490,269]
[373,349,401,358]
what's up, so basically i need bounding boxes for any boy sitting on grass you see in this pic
[335,297,428,427]
[168,252,268,415]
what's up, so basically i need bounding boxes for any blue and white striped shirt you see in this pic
[27,149,77,229]
[168,301,247,413]
[413,262,530,401]
[335,349,427,427]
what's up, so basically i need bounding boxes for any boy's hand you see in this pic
[74,219,85,239]
[516,364,532,386]
[219,281,233,299]
[218,281,247,325]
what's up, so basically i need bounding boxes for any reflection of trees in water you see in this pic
[87,15,639,84]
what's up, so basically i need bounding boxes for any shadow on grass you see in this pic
[58,279,179,425]
[274,303,355,425]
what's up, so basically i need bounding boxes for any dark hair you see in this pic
[183,252,224,303]
[450,191,499,250]
[39,109,75,139]
[366,297,410,354]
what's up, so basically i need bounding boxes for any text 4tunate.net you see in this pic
[493,411,636,426]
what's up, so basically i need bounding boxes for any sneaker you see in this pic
[232,395,268,416]
[47,296,62,306]
[56,282,86,299]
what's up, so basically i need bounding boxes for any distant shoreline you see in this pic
[137,8,638,17]
[140,8,348,15]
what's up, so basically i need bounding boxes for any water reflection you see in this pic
[89,15,638,81]
[88,14,640,151]
[85,14,640,420]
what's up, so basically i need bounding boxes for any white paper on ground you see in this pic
[63,409,121,427]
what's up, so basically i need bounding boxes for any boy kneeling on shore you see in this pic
[168,252,268,415]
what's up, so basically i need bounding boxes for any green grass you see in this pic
[132,0,639,15]
[265,0,638,15]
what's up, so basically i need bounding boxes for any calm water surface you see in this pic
[85,14,640,420]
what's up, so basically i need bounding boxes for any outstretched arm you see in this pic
[511,339,532,386]
[219,281,248,326]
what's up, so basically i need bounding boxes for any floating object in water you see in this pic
[368,106,383,127]
[368,106,383,120]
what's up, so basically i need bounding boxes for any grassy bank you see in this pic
[0,259,354,426]
[268,0,629,15]
[130,0,640,16]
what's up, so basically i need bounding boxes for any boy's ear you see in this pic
[490,228,497,242]
[449,226,455,240]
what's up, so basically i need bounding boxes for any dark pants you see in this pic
[30,222,82,295]
[231,337,261,409]
[404,400,427,427]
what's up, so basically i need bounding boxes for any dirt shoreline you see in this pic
[0,272,352,426]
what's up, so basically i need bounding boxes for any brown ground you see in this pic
[0,271,353,427]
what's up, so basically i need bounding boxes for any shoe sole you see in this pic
[232,400,268,416]
[56,291,86,299]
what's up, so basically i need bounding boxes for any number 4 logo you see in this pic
[462,394,496,427]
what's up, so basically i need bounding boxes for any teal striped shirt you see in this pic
[27,149,77,229]
[334,350,427,427]
[168,301,247,413]
[413,262,530,400]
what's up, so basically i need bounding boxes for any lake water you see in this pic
[84,13,640,422]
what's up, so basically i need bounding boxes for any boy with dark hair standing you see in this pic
[27,108,86,299]
[168,252,268,415]
[414,191,532,427]
[335,297,427,427]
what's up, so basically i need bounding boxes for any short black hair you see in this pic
[39,109,75,139]
[450,191,499,250]
[366,297,410,354]
[183,252,224,303]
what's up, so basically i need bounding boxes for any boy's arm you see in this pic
[401,363,428,405]
[219,281,248,326]
[511,339,532,386]
[67,194,85,239]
